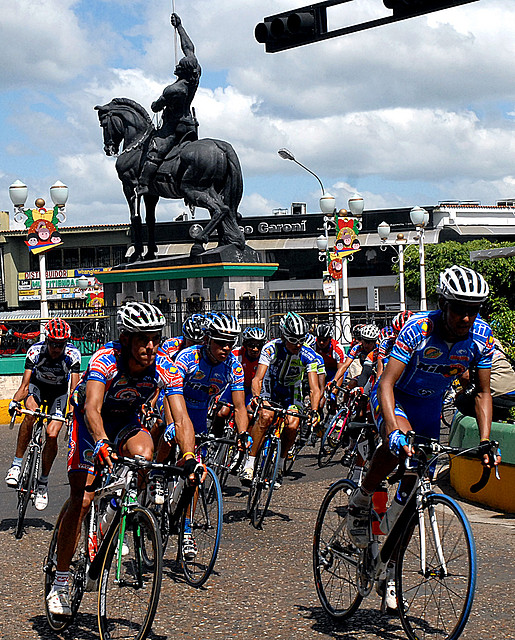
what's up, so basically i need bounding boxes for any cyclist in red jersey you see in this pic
[232,327,266,404]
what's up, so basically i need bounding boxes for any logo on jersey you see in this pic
[113,387,140,401]
[486,335,494,348]
[208,384,221,396]
[419,362,467,378]
[418,388,435,396]
[416,318,433,336]
[424,347,442,360]
[193,370,205,380]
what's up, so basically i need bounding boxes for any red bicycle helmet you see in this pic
[392,310,414,333]
[45,318,71,341]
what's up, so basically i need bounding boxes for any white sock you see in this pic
[244,456,256,470]
[52,571,69,590]
[12,457,23,468]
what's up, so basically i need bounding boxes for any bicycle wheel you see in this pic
[283,435,302,475]
[396,493,476,640]
[15,448,38,539]
[251,438,280,529]
[318,410,346,468]
[180,466,223,587]
[44,511,88,632]
[313,478,363,619]
[98,506,163,640]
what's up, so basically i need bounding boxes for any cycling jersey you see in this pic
[159,335,186,361]
[168,345,244,433]
[69,340,175,472]
[371,310,494,438]
[258,338,318,407]
[25,340,81,397]
[232,346,260,390]
[346,342,379,366]
[316,338,345,380]
[389,310,493,398]
[378,336,396,363]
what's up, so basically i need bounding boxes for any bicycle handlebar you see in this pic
[387,437,500,492]
[250,397,310,421]
[195,432,238,446]
[9,407,68,429]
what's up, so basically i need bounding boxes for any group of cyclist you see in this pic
[4,263,501,620]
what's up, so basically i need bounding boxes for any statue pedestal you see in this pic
[96,245,278,313]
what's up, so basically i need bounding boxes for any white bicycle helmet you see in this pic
[117,302,165,333]
[205,312,241,341]
[182,314,206,341]
[242,326,266,343]
[304,333,316,349]
[436,265,489,303]
[360,324,380,341]
[280,312,309,343]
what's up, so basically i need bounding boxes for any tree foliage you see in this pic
[395,238,515,353]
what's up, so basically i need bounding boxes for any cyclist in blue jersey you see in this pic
[347,266,501,568]
[240,312,321,488]
[345,267,501,613]
[46,302,201,617]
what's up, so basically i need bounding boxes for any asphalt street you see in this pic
[0,422,514,640]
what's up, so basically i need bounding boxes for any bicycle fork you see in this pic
[416,487,448,578]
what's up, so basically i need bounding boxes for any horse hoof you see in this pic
[190,243,205,256]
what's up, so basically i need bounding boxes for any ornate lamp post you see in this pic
[377,222,409,312]
[8,180,69,334]
[409,206,429,311]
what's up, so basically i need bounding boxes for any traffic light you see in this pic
[255,5,328,53]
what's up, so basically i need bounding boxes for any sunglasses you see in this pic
[212,338,237,348]
[48,340,66,349]
[245,342,263,349]
[286,338,305,346]
[448,302,481,317]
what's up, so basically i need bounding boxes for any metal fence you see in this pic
[0,300,397,357]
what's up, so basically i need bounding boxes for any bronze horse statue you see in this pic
[95,98,246,261]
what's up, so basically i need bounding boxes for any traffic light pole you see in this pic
[256,0,480,53]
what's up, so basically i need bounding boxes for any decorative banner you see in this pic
[333,213,361,257]
[322,274,336,296]
[328,257,343,280]
[22,205,63,254]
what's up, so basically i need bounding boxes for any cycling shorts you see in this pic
[67,410,150,474]
[27,382,68,418]
[370,385,442,440]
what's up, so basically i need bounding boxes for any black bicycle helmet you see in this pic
[182,314,206,342]
[315,323,333,340]
[242,326,266,343]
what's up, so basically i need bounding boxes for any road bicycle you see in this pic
[9,406,68,539]
[148,455,223,588]
[44,455,168,640]
[246,398,308,529]
[313,436,500,640]
[318,387,362,468]
[202,399,239,489]
[338,420,378,482]
[283,410,317,476]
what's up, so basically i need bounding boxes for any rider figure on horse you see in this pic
[137,13,201,197]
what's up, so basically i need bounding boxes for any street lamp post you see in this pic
[278,148,341,332]
[377,222,408,312]
[409,206,429,312]
[8,180,69,334]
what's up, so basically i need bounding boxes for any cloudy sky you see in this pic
[1,0,514,229]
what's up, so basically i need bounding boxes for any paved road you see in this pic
[0,423,514,640]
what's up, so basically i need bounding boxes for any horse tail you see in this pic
[214,140,243,221]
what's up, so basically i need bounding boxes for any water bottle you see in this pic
[372,483,388,535]
[379,496,404,535]
[99,498,119,537]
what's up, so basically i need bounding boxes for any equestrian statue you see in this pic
[95,14,246,261]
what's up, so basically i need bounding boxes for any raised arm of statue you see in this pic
[171,13,195,57]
